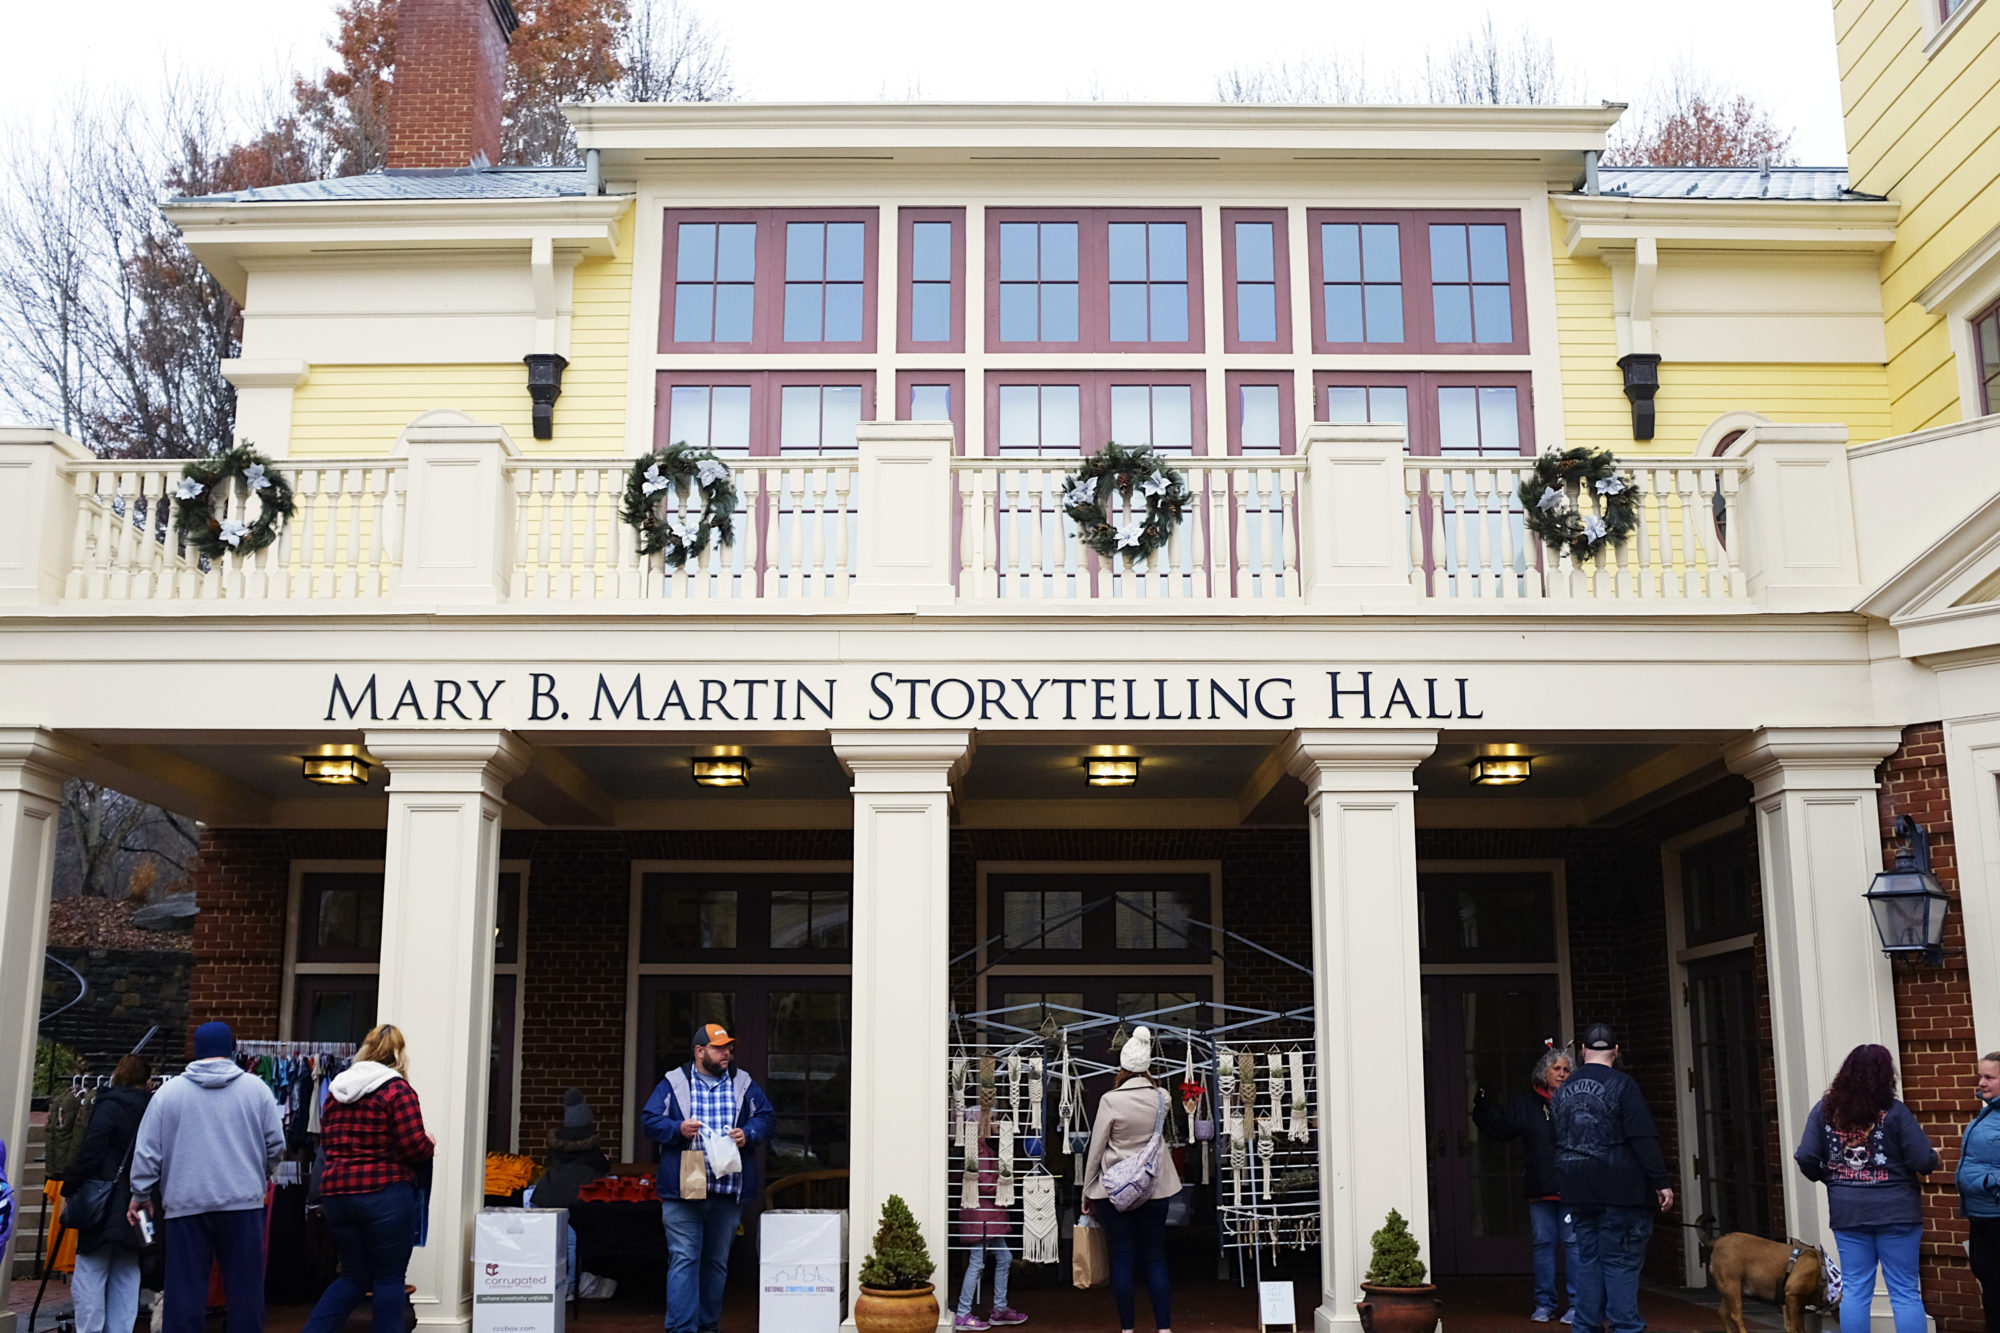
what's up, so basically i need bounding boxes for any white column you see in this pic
[1298,423,1419,607]
[391,414,521,606]
[1734,423,1862,610]
[1283,729,1438,1333]
[832,730,971,1328]
[365,730,530,1332]
[0,729,85,1331]
[1943,712,2000,1054]
[1723,727,1904,1248]
[851,422,956,606]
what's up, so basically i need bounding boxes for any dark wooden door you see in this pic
[1686,950,1774,1238]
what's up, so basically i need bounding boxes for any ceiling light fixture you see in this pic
[301,747,371,786]
[1085,758,1139,787]
[692,757,751,788]
[1469,756,1532,787]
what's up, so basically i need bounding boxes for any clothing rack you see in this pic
[235,1040,357,1057]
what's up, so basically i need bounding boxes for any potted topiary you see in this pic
[1356,1208,1442,1333]
[854,1193,939,1333]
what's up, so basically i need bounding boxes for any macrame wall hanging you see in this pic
[1022,1174,1059,1264]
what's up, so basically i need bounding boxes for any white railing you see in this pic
[951,456,1303,601]
[1401,457,1747,601]
[62,460,406,602]
[509,457,858,602]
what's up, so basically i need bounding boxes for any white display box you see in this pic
[474,1208,569,1333]
[760,1210,845,1333]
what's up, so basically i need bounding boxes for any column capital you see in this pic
[363,729,531,795]
[831,730,973,790]
[0,727,90,800]
[1282,729,1438,792]
[1722,726,1904,797]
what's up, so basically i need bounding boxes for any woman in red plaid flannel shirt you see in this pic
[302,1024,436,1333]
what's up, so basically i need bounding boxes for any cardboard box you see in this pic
[474,1208,569,1333]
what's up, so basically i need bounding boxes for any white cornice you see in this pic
[1554,194,1899,255]
[1916,217,2000,312]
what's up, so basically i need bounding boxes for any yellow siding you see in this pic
[289,207,636,457]
[1837,0,2000,433]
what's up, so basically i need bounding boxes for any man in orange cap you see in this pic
[641,1022,776,1333]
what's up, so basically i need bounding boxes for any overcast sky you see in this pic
[3,0,1850,164]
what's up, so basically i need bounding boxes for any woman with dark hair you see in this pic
[1796,1043,1940,1333]
[68,1055,151,1333]
[1955,1052,2000,1332]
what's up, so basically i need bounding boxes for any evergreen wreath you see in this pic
[620,442,740,568]
[1060,442,1193,565]
[171,444,296,560]
[1516,446,1641,561]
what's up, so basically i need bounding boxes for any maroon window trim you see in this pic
[984,208,1206,353]
[981,370,1209,457]
[1222,210,1292,353]
[897,207,966,353]
[658,207,879,354]
[894,371,967,451]
[1307,209,1528,355]
[653,370,877,454]
[1224,372,1296,455]
[1313,370,1534,455]
[1975,298,2000,416]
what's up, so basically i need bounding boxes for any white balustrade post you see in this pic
[391,412,521,606]
[1283,730,1438,1333]
[832,730,971,1329]
[851,421,955,606]
[1299,424,1419,607]
[1732,424,1863,610]
[220,358,310,458]
[363,730,531,1332]
[0,429,92,606]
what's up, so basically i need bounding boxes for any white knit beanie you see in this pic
[1120,1025,1153,1074]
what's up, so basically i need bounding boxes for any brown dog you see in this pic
[1708,1231,1829,1333]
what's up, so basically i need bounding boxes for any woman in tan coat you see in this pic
[1083,1026,1180,1333]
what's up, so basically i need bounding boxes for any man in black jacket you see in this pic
[1552,1025,1674,1333]
[1475,1046,1579,1321]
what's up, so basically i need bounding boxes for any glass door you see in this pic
[1686,950,1773,1238]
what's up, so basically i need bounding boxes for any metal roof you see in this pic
[1591,166,1865,202]
[173,166,593,206]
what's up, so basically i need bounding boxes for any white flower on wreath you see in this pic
[175,477,206,501]
[1593,474,1628,497]
[218,519,251,548]
[1139,471,1171,500]
[1537,485,1567,514]
[666,514,702,546]
[241,462,270,492]
[641,463,672,497]
[1113,517,1147,549]
[1583,515,1608,543]
[1065,479,1097,509]
[695,458,731,489]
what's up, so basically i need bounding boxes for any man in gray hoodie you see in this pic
[128,1021,285,1333]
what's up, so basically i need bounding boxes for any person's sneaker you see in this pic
[955,1317,991,1331]
[1531,1309,1556,1323]
[1559,1310,1575,1325]
[989,1309,1029,1326]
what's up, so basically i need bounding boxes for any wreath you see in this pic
[1516,447,1641,561]
[171,444,296,560]
[1061,443,1193,565]
[620,442,740,568]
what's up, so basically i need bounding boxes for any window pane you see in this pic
[1043,386,1081,449]
[1430,224,1469,283]
[677,223,717,281]
[911,221,951,280]
[674,285,714,342]
[1116,896,1152,949]
[999,284,1038,341]
[1372,387,1409,425]
[1236,222,1274,282]
[1041,284,1079,342]
[909,384,951,421]
[1151,285,1189,342]
[715,285,754,342]
[1111,386,1150,445]
[998,385,1038,448]
[1240,385,1280,450]
[1364,285,1403,342]
[786,222,824,281]
[1322,224,1360,282]
[771,890,811,948]
[780,387,820,449]
[1042,224,1078,281]
[1237,284,1276,342]
[1327,386,1368,424]
[1469,224,1509,281]
[822,386,862,448]
[1108,223,1148,281]
[669,386,710,446]
[999,223,1038,280]
[826,222,865,281]
[1152,386,1192,452]
[1477,387,1520,453]
[824,283,864,341]
[1149,224,1187,281]
[1362,224,1401,281]
[912,283,951,341]
[784,284,823,342]
[1003,891,1039,948]
[1438,386,1479,451]
[717,223,757,280]
[712,387,752,451]
[1046,890,1083,949]
[1472,285,1512,343]
[1325,286,1363,342]
[1433,286,1473,343]
[1109,284,1148,341]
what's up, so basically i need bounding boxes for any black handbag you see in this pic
[65,1136,137,1248]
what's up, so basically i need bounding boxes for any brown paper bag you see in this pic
[1071,1216,1108,1289]
[679,1150,707,1200]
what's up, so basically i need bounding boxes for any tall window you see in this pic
[897,208,964,351]
[987,209,1204,351]
[999,221,1080,342]
[1108,222,1190,342]
[1309,209,1526,353]
[660,209,876,352]
[1233,221,1278,342]
[783,222,865,343]
[909,222,953,342]
[1977,300,2000,414]
[1429,222,1513,344]
[673,222,757,344]
[1321,221,1404,345]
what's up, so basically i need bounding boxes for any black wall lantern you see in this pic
[1617,353,1661,441]
[523,353,568,441]
[1865,814,1950,966]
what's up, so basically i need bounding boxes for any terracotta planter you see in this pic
[1357,1282,1441,1333]
[854,1282,940,1333]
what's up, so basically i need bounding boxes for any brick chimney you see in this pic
[385,0,518,170]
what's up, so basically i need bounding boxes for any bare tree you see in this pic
[1605,62,1798,166]
[1216,55,1374,105]
[1219,13,1573,107]
[53,780,199,901]
[619,0,737,104]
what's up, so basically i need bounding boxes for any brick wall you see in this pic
[384,0,513,170]
[1877,724,1983,1331]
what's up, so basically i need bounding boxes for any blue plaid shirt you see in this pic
[687,1068,742,1197]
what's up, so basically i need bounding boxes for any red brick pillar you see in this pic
[384,0,517,170]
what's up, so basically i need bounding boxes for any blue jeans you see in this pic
[1529,1200,1579,1314]
[72,1245,142,1333]
[303,1184,419,1333]
[1571,1205,1653,1333]
[661,1195,741,1333]
[1834,1224,1928,1333]
[164,1208,266,1333]
[956,1241,1012,1317]
[1097,1197,1172,1332]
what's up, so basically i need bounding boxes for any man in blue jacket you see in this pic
[1957,1052,2000,1332]
[641,1022,777,1333]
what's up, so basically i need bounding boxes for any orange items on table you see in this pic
[485,1152,537,1198]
